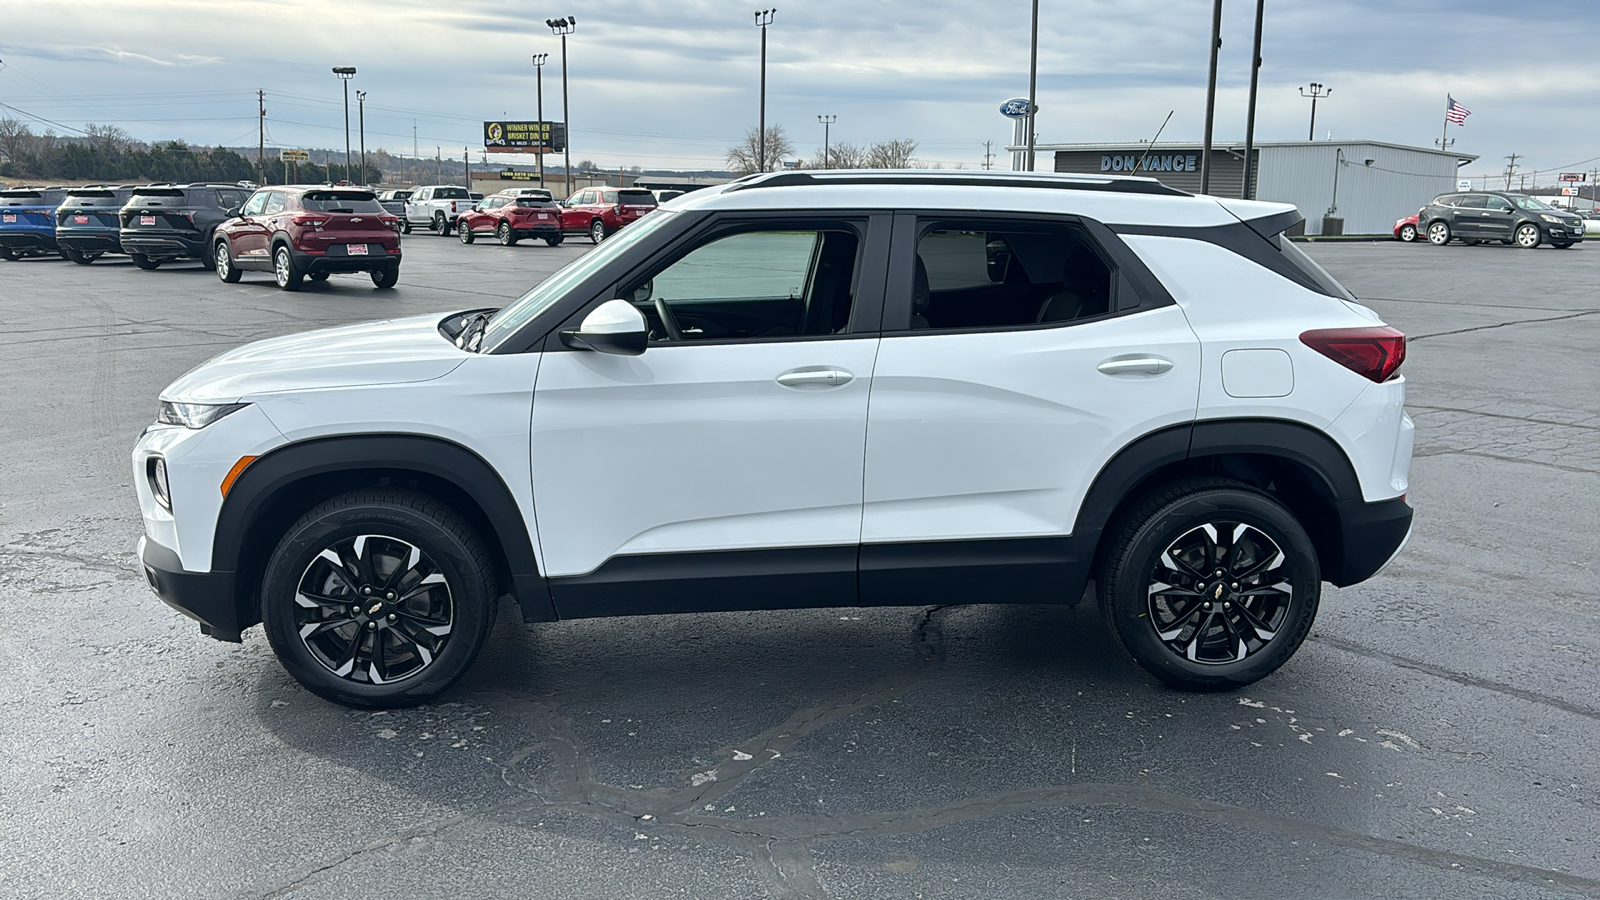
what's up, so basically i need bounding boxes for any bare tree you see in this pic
[805,141,867,170]
[726,125,794,175]
[0,118,34,163]
[866,139,918,169]
[84,123,135,156]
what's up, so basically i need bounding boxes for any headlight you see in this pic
[157,400,249,429]
[1540,214,1561,224]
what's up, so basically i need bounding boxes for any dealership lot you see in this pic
[1,237,1597,898]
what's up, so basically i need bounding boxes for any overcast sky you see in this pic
[2,0,1597,184]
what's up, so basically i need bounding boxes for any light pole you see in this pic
[546,17,576,198]
[1199,0,1222,194]
[332,67,356,182]
[817,114,836,169]
[754,9,776,172]
[1025,0,1038,171]
[1240,0,1264,199]
[356,90,367,185]
[1299,82,1330,141]
[532,53,549,188]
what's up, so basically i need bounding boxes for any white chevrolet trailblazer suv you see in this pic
[134,171,1414,708]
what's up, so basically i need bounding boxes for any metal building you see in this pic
[1034,140,1477,236]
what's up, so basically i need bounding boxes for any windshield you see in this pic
[479,209,679,352]
[1511,195,1555,212]
[301,192,384,213]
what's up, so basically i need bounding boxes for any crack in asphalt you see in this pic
[1409,405,1600,433]
[1409,309,1600,341]
[1410,446,1600,475]
[1314,635,1600,722]
[0,544,139,578]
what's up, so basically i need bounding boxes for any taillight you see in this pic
[1300,327,1406,383]
[292,215,329,230]
[380,215,399,229]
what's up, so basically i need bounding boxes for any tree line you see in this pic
[0,120,380,185]
[726,125,920,174]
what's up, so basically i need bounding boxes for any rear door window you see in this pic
[911,225,1115,330]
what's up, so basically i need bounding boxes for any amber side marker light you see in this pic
[220,456,259,497]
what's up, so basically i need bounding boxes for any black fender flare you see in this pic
[214,434,552,622]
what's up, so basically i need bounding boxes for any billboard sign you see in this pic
[1559,172,1583,182]
[483,120,566,153]
[279,149,310,162]
[1457,179,1472,191]
[499,170,542,181]
[1562,187,1577,196]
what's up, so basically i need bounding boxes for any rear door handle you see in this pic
[1097,356,1173,376]
[777,367,854,388]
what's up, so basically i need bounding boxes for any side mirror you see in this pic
[629,280,653,304]
[559,298,647,356]
[225,207,241,218]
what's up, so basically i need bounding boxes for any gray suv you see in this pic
[1419,191,1586,249]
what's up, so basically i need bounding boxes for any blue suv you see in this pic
[0,187,68,260]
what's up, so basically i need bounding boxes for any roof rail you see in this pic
[724,169,1190,197]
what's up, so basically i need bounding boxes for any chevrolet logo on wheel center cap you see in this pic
[367,602,384,616]
[1213,584,1225,601]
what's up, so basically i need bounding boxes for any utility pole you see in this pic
[436,146,441,182]
[817,114,835,169]
[1299,82,1331,141]
[1503,153,1520,191]
[257,90,266,186]
[464,147,470,190]
[412,122,418,183]
[982,140,995,170]
[1240,0,1264,199]
[1200,0,1223,193]
[754,9,776,172]
[1025,0,1039,171]
[356,90,367,185]
[532,53,548,188]
[547,17,577,198]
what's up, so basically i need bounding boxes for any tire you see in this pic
[1426,221,1451,245]
[1463,239,1481,246]
[273,245,303,291]
[433,213,450,236]
[64,248,91,265]
[309,270,330,282]
[0,248,16,261]
[400,218,412,235]
[1552,242,1572,249]
[498,222,519,246]
[589,219,606,243]
[1398,224,1417,242]
[545,234,563,247]
[458,221,475,244]
[131,253,161,270]
[260,490,499,708]
[1515,223,1541,249]
[371,265,399,289]
[215,241,241,283]
[1098,478,1321,691]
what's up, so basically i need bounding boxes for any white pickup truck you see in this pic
[401,185,475,236]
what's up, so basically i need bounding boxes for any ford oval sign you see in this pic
[999,98,1033,119]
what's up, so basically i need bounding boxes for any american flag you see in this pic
[1445,95,1471,125]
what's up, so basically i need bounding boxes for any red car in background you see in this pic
[1394,210,1422,242]
[213,185,402,291]
[559,186,658,243]
[456,193,564,246]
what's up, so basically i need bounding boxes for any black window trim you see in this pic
[540,209,893,352]
[1110,219,1351,300]
[880,210,1177,336]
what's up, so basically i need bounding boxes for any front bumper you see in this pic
[139,534,243,642]
[1542,224,1585,243]
[1326,495,1413,586]
[121,232,207,259]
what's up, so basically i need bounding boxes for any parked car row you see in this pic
[1394,190,1588,248]
[398,184,661,245]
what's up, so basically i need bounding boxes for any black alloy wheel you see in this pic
[371,265,399,289]
[273,245,303,291]
[131,253,161,270]
[1099,478,1320,690]
[498,222,517,246]
[0,247,16,261]
[261,491,497,708]
[215,241,241,283]
[1427,221,1451,245]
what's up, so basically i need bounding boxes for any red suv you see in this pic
[456,193,564,246]
[213,186,402,291]
[559,187,657,243]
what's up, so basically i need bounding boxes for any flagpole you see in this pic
[1441,95,1449,151]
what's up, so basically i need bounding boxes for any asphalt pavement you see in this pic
[0,233,1596,899]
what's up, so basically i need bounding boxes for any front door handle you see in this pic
[1097,356,1173,376]
[776,367,854,388]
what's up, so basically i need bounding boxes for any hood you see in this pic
[162,313,469,404]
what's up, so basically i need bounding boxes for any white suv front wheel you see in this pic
[261,490,499,708]
[1099,478,1320,691]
